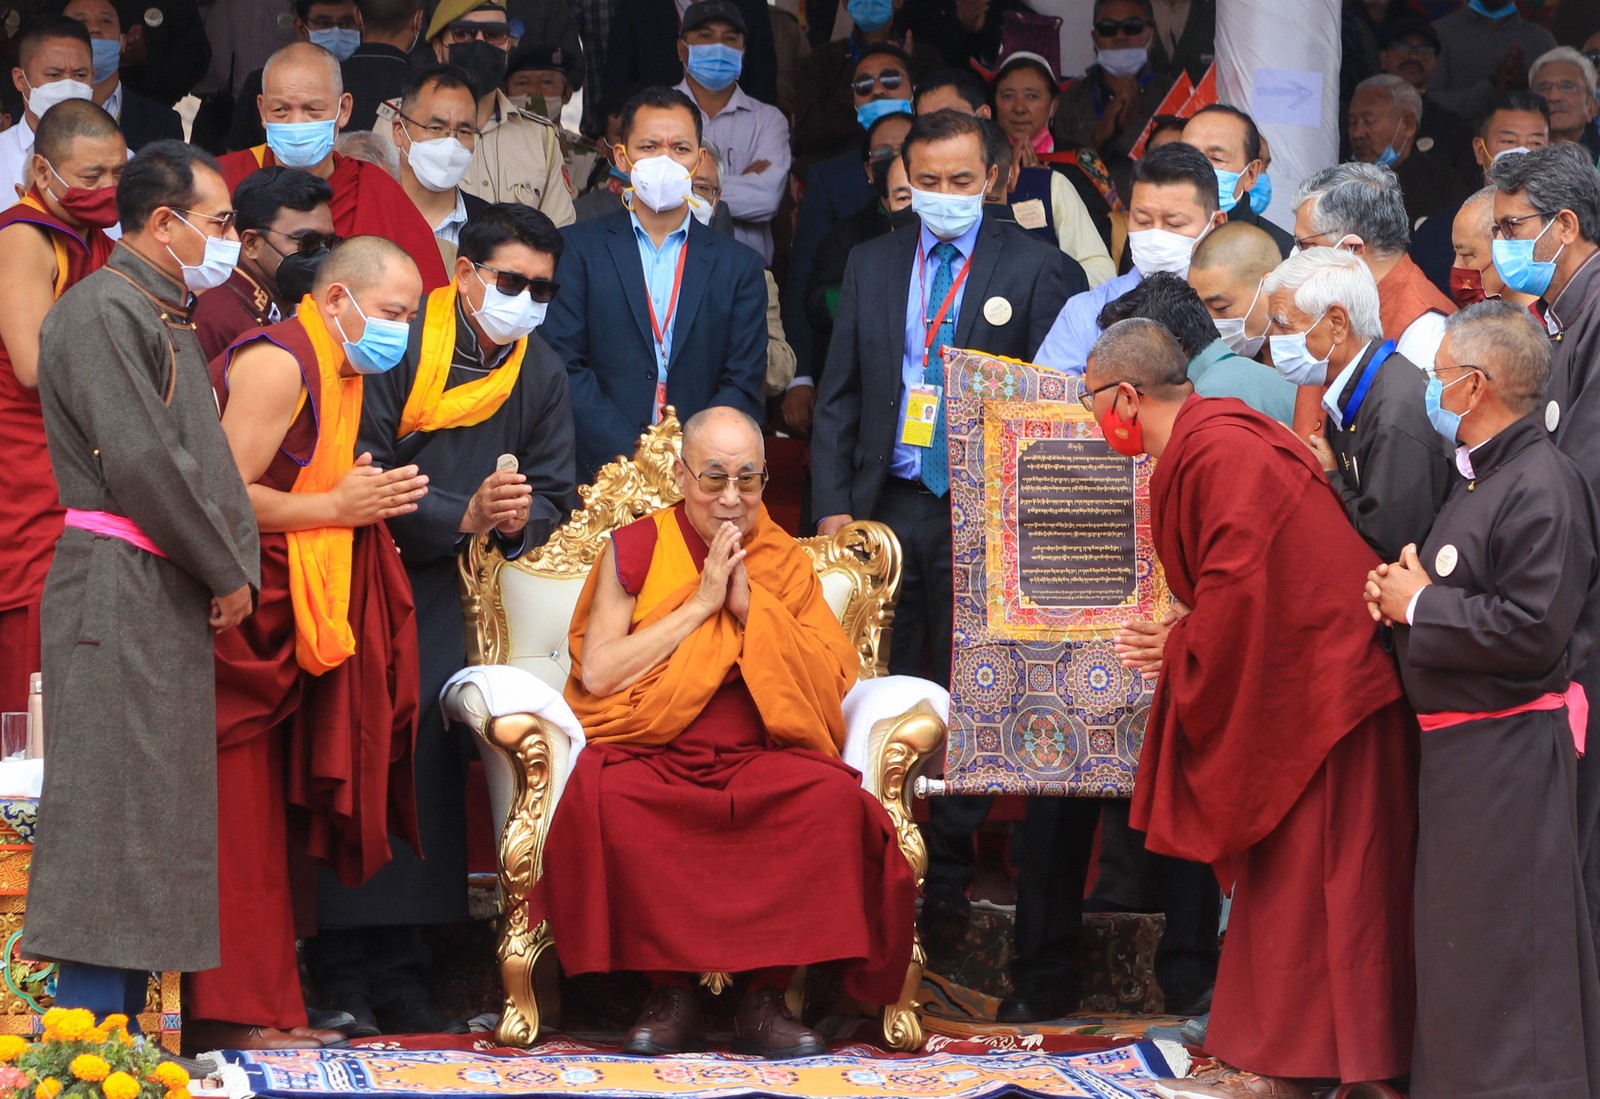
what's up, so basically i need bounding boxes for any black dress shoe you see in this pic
[320,994,382,1039]
[920,881,972,922]
[374,994,470,1036]
[621,986,706,1055]
[995,987,1079,1023]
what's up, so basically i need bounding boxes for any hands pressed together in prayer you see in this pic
[1114,599,1192,680]
[463,469,534,536]
[1365,543,1431,627]
[695,521,752,624]
[333,452,430,526]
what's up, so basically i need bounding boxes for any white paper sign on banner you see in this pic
[1252,68,1325,129]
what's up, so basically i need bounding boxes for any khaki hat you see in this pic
[426,0,507,42]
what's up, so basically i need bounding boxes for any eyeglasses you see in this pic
[1491,210,1553,238]
[1093,16,1149,37]
[867,144,902,163]
[305,15,359,30]
[1533,78,1586,97]
[1585,50,1600,69]
[398,109,481,143]
[1079,379,1137,412]
[445,20,510,45]
[263,227,341,256]
[691,181,721,202]
[473,261,560,303]
[1424,363,1492,382]
[682,462,770,495]
[851,69,906,96]
[1386,41,1437,57]
[173,207,237,233]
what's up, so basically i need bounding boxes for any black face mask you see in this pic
[448,41,508,100]
[888,206,919,231]
[276,248,331,308]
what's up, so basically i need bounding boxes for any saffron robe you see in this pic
[1134,395,1417,1082]
[533,505,918,1004]
[1397,414,1600,1099]
[0,193,115,715]
[215,149,448,292]
[187,316,420,1027]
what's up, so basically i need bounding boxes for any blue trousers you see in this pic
[53,963,146,1026]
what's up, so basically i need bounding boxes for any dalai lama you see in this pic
[215,42,447,293]
[533,407,917,1059]
[1082,320,1418,1099]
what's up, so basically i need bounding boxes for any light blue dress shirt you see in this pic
[630,207,693,381]
[891,220,982,480]
[1033,268,1142,376]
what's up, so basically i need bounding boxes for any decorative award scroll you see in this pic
[942,350,1169,796]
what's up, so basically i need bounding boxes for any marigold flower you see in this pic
[35,1077,61,1099]
[53,1009,97,1042]
[101,1015,128,1032]
[0,1035,27,1062]
[167,1088,192,1099]
[69,1053,110,1082]
[151,1062,190,1090]
[103,1071,140,1099]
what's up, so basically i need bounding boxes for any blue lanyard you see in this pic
[1343,339,1395,426]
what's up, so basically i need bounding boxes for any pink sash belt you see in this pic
[64,508,167,559]
[1417,682,1589,757]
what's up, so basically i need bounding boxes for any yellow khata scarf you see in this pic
[397,284,527,436]
[287,296,363,675]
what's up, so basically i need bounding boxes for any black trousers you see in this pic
[1009,796,1103,996]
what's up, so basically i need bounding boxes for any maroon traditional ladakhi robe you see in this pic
[186,320,420,1029]
[1133,395,1419,1083]
[0,194,114,715]
[532,507,917,1004]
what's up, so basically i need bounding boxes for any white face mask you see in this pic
[1097,46,1148,77]
[472,270,545,344]
[1267,311,1332,386]
[405,133,474,193]
[690,199,715,226]
[910,187,986,240]
[1213,279,1267,358]
[166,212,240,293]
[1128,224,1208,279]
[24,75,93,119]
[626,153,695,213]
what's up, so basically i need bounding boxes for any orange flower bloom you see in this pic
[0,1035,26,1063]
[35,1078,61,1099]
[103,1072,140,1099]
[151,1062,190,1090]
[69,1054,110,1082]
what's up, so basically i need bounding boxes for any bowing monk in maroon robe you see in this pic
[533,407,917,1060]
[187,238,427,1052]
[1087,319,1417,1099]
[214,42,447,294]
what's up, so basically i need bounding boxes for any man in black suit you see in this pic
[1180,104,1293,258]
[343,0,425,132]
[813,109,1092,1022]
[62,0,181,151]
[604,0,777,111]
[541,86,766,479]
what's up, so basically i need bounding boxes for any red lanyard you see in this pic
[645,240,690,366]
[919,243,972,367]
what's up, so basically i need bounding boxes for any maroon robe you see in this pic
[1134,395,1418,1082]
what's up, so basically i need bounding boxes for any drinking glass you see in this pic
[0,713,27,761]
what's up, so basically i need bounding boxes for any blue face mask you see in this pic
[685,42,743,92]
[308,26,361,62]
[1248,172,1272,216]
[1424,372,1473,445]
[1215,167,1244,213]
[1491,217,1564,298]
[1467,0,1519,19]
[857,97,912,131]
[848,0,895,33]
[266,118,338,168]
[334,290,410,375]
[911,186,984,240]
[89,38,120,84]
[1374,121,1407,168]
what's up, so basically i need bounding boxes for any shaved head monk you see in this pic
[1083,320,1419,1099]
[1187,221,1281,362]
[214,43,448,292]
[533,406,917,1059]
[0,99,122,723]
[189,236,429,1051]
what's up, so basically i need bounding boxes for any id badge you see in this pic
[900,384,941,448]
[654,379,668,424]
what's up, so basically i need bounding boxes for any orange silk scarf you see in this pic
[565,505,858,756]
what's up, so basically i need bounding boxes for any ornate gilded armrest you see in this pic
[841,675,948,889]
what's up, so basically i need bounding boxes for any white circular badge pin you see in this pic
[982,296,1013,326]
[1547,400,1561,433]
[1435,544,1458,577]
[144,6,163,27]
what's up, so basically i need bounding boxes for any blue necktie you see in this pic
[920,241,959,496]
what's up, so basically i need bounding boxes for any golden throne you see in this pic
[441,411,949,1052]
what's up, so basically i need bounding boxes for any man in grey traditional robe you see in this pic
[1368,301,1600,1099]
[21,140,260,1020]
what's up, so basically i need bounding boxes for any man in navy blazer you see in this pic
[63,0,182,152]
[541,86,767,479]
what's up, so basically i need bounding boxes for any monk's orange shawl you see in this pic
[565,505,858,756]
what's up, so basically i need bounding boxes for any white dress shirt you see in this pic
[675,80,791,264]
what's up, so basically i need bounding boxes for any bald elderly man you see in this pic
[187,237,430,1051]
[215,42,447,292]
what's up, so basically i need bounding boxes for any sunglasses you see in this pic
[1386,41,1437,57]
[681,462,770,495]
[473,261,560,303]
[263,227,341,256]
[851,69,906,96]
[445,20,510,45]
[1093,16,1149,36]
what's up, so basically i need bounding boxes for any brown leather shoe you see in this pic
[732,985,826,1059]
[620,985,705,1055]
[1154,1071,1318,1099]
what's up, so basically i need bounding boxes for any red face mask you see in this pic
[1097,389,1146,457]
[43,161,119,229]
[1449,265,1490,309]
